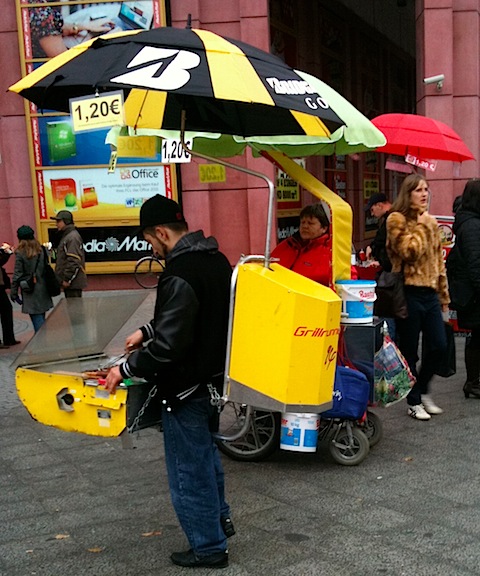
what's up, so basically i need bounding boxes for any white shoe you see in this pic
[407,404,431,420]
[421,395,444,415]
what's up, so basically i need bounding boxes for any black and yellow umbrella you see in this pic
[10,27,344,138]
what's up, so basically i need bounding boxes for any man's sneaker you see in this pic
[170,549,228,569]
[407,404,431,420]
[421,394,444,414]
[221,516,236,538]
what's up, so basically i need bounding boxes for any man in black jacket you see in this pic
[365,193,392,271]
[105,195,233,569]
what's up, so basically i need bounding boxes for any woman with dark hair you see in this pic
[271,202,332,286]
[10,226,53,333]
[451,178,480,397]
[386,173,449,420]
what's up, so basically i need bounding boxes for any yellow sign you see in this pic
[70,91,125,133]
[117,136,157,158]
[363,178,379,199]
[199,164,226,183]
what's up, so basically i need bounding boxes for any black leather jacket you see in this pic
[119,231,232,402]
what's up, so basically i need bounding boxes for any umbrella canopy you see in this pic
[9,27,344,138]
[107,69,386,158]
[371,113,475,162]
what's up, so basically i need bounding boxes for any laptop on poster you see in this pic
[111,2,154,31]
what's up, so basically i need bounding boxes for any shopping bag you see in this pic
[421,321,456,378]
[373,271,408,319]
[321,365,370,420]
[374,335,415,406]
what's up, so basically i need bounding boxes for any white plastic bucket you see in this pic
[335,279,376,324]
[280,412,320,453]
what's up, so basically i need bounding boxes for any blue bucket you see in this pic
[335,279,376,324]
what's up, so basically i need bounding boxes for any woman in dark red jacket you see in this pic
[271,203,332,287]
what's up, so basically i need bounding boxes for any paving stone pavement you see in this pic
[1,293,479,575]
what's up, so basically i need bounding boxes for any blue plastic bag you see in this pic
[321,365,370,420]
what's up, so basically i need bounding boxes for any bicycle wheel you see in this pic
[134,256,164,289]
[328,422,370,466]
[216,402,280,462]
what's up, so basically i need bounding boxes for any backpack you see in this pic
[446,243,475,311]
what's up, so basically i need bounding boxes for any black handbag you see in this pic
[374,270,408,319]
[42,247,61,297]
[20,254,40,294]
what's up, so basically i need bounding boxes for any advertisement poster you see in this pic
[39,165,173,221]
[16,0,169,271]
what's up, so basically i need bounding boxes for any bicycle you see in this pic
[134,253,165,289]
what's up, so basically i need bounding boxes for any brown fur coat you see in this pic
[386,209,450,306]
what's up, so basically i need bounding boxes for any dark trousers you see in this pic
[396,286,447,406]
[0,287,15,344]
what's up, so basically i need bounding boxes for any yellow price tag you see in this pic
[70,91,125,133]
[199,164,226,183]
[117,136,157,158]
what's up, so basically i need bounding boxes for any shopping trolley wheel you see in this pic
[328,422,370,466]
[360,410,383,448]
[215,402,280,462]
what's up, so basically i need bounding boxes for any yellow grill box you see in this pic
[13,293,157,437]
[227,262,341,412]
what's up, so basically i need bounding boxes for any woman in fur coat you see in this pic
[386,174,450,421]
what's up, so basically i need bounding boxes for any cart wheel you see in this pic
[215,402,280,462]
[360,410,383,448]
[328,423,370,466]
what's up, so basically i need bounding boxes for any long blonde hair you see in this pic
[16,239,42,259]
[390,173,427,216]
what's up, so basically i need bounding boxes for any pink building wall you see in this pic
[417,0,479,214]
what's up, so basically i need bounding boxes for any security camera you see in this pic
[423,74,445,89]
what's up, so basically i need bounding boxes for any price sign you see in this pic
[69,91,125,132]
[117,136,157,158]
[161,139,192,163]
[199,164,226,183]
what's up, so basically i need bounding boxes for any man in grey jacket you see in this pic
[50,210,87,298]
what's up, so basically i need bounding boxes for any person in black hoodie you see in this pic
[451,179,480,398]
[104,195,233,569]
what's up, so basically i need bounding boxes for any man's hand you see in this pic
[62,280,70,289]
[365,245,373,260]
[104,365,123,393]
[125,329,144,351]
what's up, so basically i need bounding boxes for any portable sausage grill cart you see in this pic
[14,152,376,465]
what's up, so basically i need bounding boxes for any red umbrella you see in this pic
[371,113,475,162]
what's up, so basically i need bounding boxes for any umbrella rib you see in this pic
[132,90,150,131]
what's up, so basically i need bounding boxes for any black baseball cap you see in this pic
[365,193,388,212]
[50,210,74,224]
[138,194,186,233]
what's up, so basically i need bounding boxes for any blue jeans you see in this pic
[162,396,229,556]
[396,287,447,406]
[30,313,46,333]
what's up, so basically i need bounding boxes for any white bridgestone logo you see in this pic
[110,47,201,90]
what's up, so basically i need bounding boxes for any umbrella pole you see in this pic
[179,111,275,267]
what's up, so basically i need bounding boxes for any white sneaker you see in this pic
[421,395,444,415]
[407,404,431,420]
